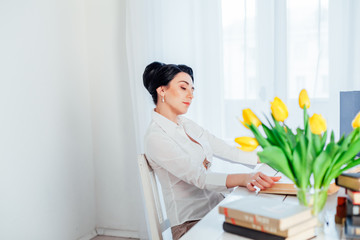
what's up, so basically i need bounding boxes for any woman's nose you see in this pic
[188,90,194,99]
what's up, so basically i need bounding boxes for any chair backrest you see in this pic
[138,154,171,240]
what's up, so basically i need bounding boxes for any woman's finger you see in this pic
[246,182,256,191]
[251,179,265,190]
[258,172,275,185]
[270,176,282,182]
[255,176,272,188]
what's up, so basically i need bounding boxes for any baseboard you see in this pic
[96,227,140,239]
[77,230,97,240]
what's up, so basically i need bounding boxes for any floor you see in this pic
[91,236,138,240]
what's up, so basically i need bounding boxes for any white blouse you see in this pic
[144,110,257,227]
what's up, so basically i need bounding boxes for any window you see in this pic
[222,0,257,100]
[287,0,329,99]
[221,0,329,139]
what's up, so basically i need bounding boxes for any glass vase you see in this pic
[296,187,328,216]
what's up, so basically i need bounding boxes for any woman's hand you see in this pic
[245,172,281,192]
[226,172,281,189]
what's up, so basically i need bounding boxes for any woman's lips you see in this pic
[183,102,191,106]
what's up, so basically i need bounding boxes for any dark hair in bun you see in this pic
[143,61,194,104]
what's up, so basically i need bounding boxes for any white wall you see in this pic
[0,1,96,239]
[86,0,147,238]
[0,1,148,239]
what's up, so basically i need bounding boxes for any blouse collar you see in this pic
[151,110,185,135]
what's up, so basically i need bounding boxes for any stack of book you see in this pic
[336,172,360,238]
[334,196,346,224]
[218,196,317,240]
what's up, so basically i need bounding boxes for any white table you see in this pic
[181,164,345,240]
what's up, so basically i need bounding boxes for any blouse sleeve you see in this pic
[203,130,258,166]
[145,132,229,192]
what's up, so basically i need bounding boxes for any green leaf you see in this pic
[331,131,335,143]
[337,133,345,146]
[313,150,332,188]
[258,146,295,182]
[293,139,310,188]
[332,138,360,171]
[334,157,360,176]
[271,121,293,159]
[249,123,271,148]
[323,157,360,187]
[337,129,356,153]
[303,107,309,130]
[296,127,304,134]
[321,142,341,182]
[270,113,277,125]
[262,124,277,145]
[350,128,360,144]
[320,130,328,151]
[262,113,274,128]
[313,134,322,155]
[304,134,316,171]
[284,124,297,149]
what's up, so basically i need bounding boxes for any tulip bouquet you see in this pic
[235,89,360,215]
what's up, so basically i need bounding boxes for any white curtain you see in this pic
[126,0,225,155]
[330,0,360,91]
[221,0,360,141]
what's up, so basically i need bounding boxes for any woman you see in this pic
[143,61,280,239]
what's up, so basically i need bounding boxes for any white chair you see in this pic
[138,154,171,240]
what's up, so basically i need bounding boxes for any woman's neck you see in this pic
[155,106,178,124]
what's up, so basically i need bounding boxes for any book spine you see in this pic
[347,199,360,215]
[336,176,360,191]
[225,217,288,237]
[223,222,284,240]
[352,216,360,225]
[345,217,360,237]
[348,189,360,204]
[347,204,360,215]
[219,207,280,228]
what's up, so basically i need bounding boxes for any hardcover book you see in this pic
[223,222,315,240]
[345,216,360,238]
[336,166,360,191]
[347,189,360,205]
[347,199,360,215]
[219,196,312,230]
[352,215,360,225]
[261,181,339,195]
[335,196,347,224]
[224,216,317,237]
[336,172,360,191]
[256,163,339,195]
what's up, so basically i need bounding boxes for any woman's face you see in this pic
[162,72,194,115]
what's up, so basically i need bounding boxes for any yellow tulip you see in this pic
[235,137,259,152]
[352,112,360,129]
[270,97,288,122]
[299,89,310,109]
[240,108,261,129]
[309,114,327,135]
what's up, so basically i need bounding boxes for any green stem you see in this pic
[297,187,328,216]
[297,187,310,206]
[312,188,328,216]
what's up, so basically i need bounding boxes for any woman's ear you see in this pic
[156,86,165,97]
